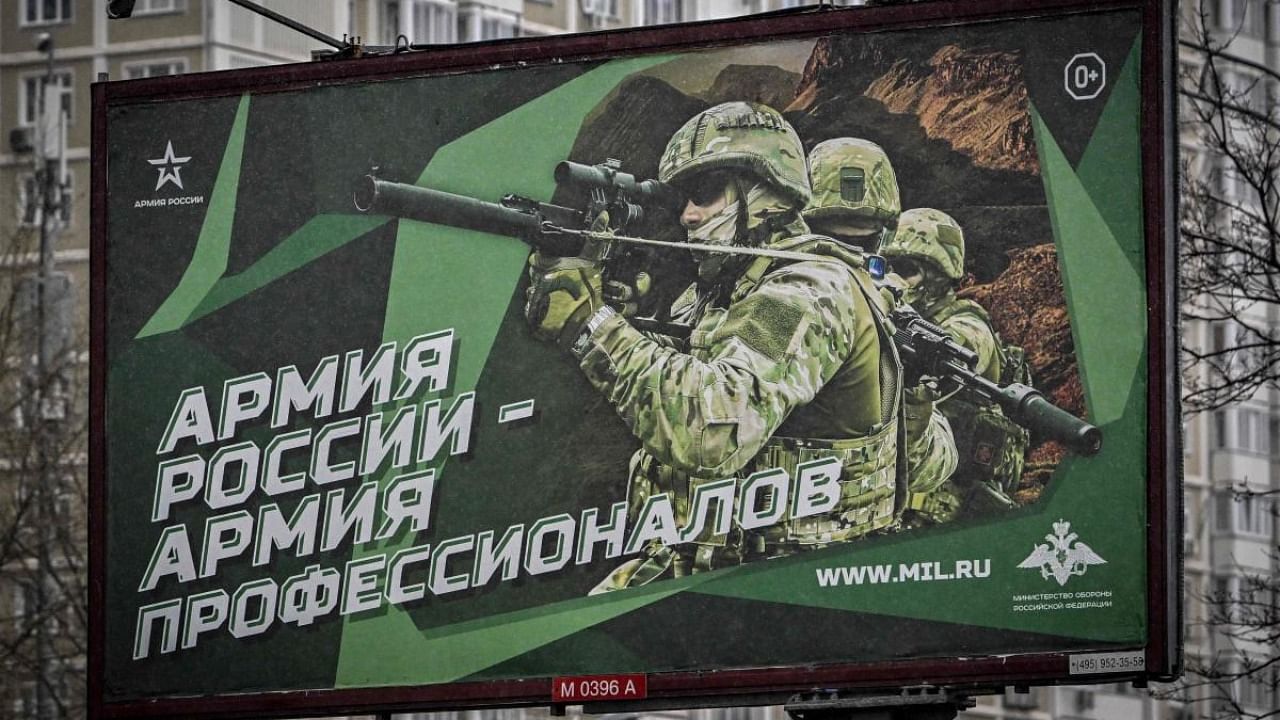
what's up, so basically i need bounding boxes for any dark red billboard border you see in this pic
[89,0,1179,717]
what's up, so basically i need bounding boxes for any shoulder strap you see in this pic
[730,234,819,300]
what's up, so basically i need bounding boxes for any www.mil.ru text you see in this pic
[815,559,992,587]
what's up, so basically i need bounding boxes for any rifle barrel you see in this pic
[354,176,539,237]
[353,176,589,256]
[891,305,1103,457]
[976,379,1103,456]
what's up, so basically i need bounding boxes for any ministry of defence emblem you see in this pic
[1017,519,1106,586]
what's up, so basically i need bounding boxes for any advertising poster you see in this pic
[93,1,1175,716]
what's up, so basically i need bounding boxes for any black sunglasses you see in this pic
[680,171,734,207]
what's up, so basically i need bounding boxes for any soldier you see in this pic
[880,208,1031,514]
[523,102,956,590]
[802,137,901,251]
[803,140,962,525]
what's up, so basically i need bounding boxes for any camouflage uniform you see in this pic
[525,103,956,589]
[803,141,962,524]
[882,208,1030,513]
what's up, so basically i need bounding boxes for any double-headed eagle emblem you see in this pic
[1017,519,1106,586]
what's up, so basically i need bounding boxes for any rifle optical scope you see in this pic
[554,161,683,214]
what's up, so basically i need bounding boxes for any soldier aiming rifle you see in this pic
[881,208,1085,514]
[802,137,965,523]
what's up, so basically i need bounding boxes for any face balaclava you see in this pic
[688,180,791,284]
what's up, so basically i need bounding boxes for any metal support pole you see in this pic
[223,0,351,51]
[31,32,68,720]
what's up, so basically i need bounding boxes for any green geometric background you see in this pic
[103,17,1149,701]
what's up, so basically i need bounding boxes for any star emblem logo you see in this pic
[147,141,191,191]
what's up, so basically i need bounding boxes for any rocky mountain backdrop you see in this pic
[701,63,802,111]
[797,42,1037,174]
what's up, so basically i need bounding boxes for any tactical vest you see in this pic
[731,236,904,550]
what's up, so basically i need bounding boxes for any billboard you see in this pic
[90,0,1179,717]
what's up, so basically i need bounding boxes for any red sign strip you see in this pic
[552,674,647,702]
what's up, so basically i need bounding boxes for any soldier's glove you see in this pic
[603,272,652,317]
[903,382,941,441]
[524,252,606,349]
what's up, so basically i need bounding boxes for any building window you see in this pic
[1237,493,1273,537]
[1220,69,1269,113]
[123,59,188,79]
[1228,407,1268,454]
[380,0,401,44]
[131,0,185,15]
[1003,687,1038,710]
[1246,73,1269,111]
[12,579,38,620]
[1206,320,1255,381]
[1237,665,1273,708]
[1214,490,1233,531]
[19,71,73,128]
[22,0,72,25]
[582,0,620,19]
[1214,490,1275,537]
[227,54,265,70]
[1233,0,1266,36]
[1212,573,1232,600]
[1211,321,1229,354]
[1211,574,1240,626]
[1206,403,1271,455]
[17,172,73,229]
[458,7,518,41]
[644,0,683,24]
[1213,410,1228,448]
[481,17,517,39]
[413,1,456,44]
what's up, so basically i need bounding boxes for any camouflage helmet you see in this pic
[882,208,966,280]
[658,101,810,208]
[803,138,901,229]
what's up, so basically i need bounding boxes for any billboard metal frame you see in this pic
[89,0,1179,716]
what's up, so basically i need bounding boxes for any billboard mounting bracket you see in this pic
[109,0,359,56]
[784,687,974,720]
